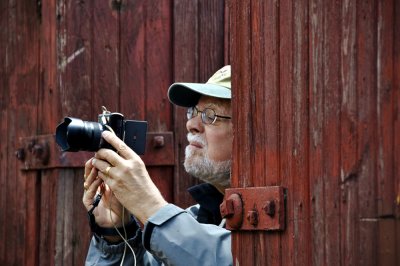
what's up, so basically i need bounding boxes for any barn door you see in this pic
[13,1,175,265]
[228,0,400,265]
[1,0,228,265]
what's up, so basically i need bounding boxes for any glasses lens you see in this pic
[187,107,193,120]
[202,108,216,124]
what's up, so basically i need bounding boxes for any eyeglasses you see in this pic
[187,106,231,125]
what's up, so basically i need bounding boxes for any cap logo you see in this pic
[206,65,231,89]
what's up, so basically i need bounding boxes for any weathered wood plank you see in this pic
[143,0,174,200]
[224,1,231,64]
[149,168,174,202]
[251,1,268,264]
[279,0,295,265]
[51,0,94,264]
[255,0,281,265]
[198,0,225,78]
[376,0,395,217]
[172,0,200,208]
[322,0,341,265]
[37,1,60,264]
[395,0,400,220]
[378,219,396,266]
[172,0,225,208]
[231,0,256,264]
[6,0,41,264]
[309,0,326,264]
[340,0,359,265]
[39,171,58,266]
[144,0,172,132]
[92,0,120,113]
[72,170,92,264]
[357,0,378,265]
[120,0,146,120]
[291,1,311,265]
[0,0,8,262]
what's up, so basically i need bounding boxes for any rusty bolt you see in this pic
[31,143,49,165]
[153,136,165,148]
[32,144,44,157]
[220,198,235,218]
[222,193,243,230]
[246,210,259,226]
[15,148,25,161]
[263,200,276,217]
[27,141,35,152]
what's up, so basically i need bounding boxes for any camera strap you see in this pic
[87,193,138,237]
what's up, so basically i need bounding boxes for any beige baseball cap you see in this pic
[168,65,231,107]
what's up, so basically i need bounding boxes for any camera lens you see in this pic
[56,117,104,152]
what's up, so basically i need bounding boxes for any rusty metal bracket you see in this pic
[220,186,286,231]
[17,132,174,170]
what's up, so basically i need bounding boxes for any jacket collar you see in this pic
[187,183,224,224]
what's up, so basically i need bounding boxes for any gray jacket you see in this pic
[85,184,232,266]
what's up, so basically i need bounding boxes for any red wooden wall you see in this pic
[2,0,399,265]
[229,0,400,265]
[0,0,225,265]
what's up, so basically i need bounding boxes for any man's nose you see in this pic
[186,114,204,134]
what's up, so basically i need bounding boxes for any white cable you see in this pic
[108,198,137,266]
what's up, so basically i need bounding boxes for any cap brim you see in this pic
[168,82,231,107]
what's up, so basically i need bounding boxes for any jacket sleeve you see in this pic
[142,204,232,266]
[85,204,232,266]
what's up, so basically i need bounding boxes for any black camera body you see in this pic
[55,108,147,155]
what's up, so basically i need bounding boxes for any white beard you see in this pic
[184,133,231,188]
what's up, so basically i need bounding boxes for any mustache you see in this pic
[187,133,206,146]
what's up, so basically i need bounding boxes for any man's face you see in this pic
[184,96,233,189]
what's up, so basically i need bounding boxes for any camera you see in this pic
[55,107,148,154]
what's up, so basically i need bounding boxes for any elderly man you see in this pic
[83,65,233,265]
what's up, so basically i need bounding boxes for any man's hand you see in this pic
[91,131,168,224]
[83,158,130,229]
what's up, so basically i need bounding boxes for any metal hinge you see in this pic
[220,186,286,231]
[16,132,174,170]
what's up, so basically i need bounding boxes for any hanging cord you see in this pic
[90,191,137,265]
[98,106,137,265]
[108,195,137,266]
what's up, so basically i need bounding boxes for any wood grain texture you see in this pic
[255,1,281,265]
[172,0,200,208]
[172,0,226,208]
[340,0,359,264]
[322,0,342,264]
[279,1,295,265]
[51,1,93,264]
[0,0,8,262]
[231,1,256,265]
[376,0,395,218]
[290,1,311,265]
[230,0,399,265]
[1,0,400,265]
[395,0,400,221]
[357,1,379,265]
[6,0,40,265]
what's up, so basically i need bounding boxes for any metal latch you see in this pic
[220,186,286,231]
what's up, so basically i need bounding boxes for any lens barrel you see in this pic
[56,117,104,152]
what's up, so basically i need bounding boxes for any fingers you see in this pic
[91,158,115,178]
[95,149,124,168]
[92,131,143,177]
[82,167,103,210]
[84,158,94,180]
[101,131,137,160]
